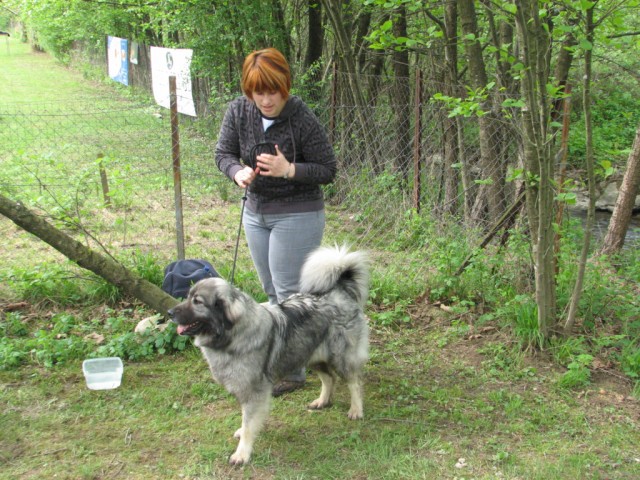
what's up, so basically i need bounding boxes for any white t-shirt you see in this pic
[262,117,275,131]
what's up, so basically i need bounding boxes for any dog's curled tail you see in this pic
[299,245,370,306]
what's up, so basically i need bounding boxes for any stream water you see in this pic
[569,209,640,249]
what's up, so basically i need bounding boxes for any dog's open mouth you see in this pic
[176,322,200,336]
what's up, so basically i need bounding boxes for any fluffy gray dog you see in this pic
[168,245,370,465]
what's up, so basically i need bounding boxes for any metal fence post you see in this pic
[329,61,337,145]
[413,68,423,213]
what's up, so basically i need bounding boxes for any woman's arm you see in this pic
[215,101,245,183]
[292,104,337,185]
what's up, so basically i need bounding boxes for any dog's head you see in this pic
[167,277,246,349]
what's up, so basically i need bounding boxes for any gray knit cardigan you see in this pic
[215,95,336,214]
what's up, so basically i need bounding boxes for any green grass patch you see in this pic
[2,325,639,479]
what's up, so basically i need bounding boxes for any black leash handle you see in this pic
[230,193,246,286]
[247,142,277,170]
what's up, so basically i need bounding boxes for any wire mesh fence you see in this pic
[5,40,632,291]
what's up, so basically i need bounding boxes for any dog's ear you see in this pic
[219,288,246,323]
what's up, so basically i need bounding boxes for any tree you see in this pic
[0,194,178,315]
[513,0,556,339]
[564,4,597,334]
[304,0,323,69]
[322,0,381,171]
[600,124,640,254]
[458,0,506,223]
[390,5,412,180]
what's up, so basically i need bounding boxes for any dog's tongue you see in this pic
[177,325,189,335]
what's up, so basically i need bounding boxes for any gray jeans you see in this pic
[243,208,326,383]
[243,208,326,305]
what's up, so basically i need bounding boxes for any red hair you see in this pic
[241,48,291,100]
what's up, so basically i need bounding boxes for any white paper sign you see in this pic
[150,47,197,117]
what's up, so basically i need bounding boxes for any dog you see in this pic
[167,245,370,465]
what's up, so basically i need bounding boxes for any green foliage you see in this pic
[549,336,590,365]
[557,354,594,390]
[496,295,545,351]
[7,263,96,306]
[432,84,495,118]
[0,313,29,338]
[479,343,533,381]
[0,307,191,370]
[369,299,412,327]
[568,80,640,168]
[95,321,189,360]
[620,340,640,380]
[129,250,164,286]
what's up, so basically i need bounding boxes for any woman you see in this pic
[215,48,337,395]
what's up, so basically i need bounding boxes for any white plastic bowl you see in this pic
[82,357,123,390]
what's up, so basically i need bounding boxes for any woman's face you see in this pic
[252,90,286,118]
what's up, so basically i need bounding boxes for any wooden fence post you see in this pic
[170,76,185,260]
[97,153,111,207]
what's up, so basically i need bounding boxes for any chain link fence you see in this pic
[1,41,604,291]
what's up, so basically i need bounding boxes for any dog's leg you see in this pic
[346,376,364,419]
[308,371,335,410]
[229,395,271,466]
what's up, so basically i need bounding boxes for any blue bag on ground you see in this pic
[162,259,219,299]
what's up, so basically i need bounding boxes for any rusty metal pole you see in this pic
[170,76,185,260]
[412,68,423,213]
[329,61,337,145]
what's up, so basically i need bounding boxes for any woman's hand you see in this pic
[234,165,259,188]
[256,145,294,179]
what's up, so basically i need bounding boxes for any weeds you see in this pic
[0,305,190,370]
[557,354,594,390]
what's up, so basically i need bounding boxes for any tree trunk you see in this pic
[600,124,640,254]
[322,0,380,172]
[458,0,505,222]
[270,0,291,59]
[304,0,323,69]
[391,6,411,180]
[514,0,556,340]
[551,32,576,123]
[354,9,372,74]
[443,0,461,215]
[564,7,597,334]
[0,194,178,315]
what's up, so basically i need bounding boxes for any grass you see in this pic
[1,318,639,479]
[1,36,640,479]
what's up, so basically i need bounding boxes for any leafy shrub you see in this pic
[557,354,594,390]
[496,295,544,351]
[95,322,190,361]
[0,312,29,337]
[0,308,192,370]
[620,340,640,381]
[568,80,640,168]
[369,299,412,327]
[7,263,87,306]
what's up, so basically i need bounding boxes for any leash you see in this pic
[230,142,276,286]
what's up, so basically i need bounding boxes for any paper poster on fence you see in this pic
[150,46,197,117]
[129,41,139,65]
[107,36,129,86]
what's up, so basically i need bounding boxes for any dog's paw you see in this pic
[308,398,331,410]
[229,449,251,466]
[347,408,364,420]
[233,427,243,439]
